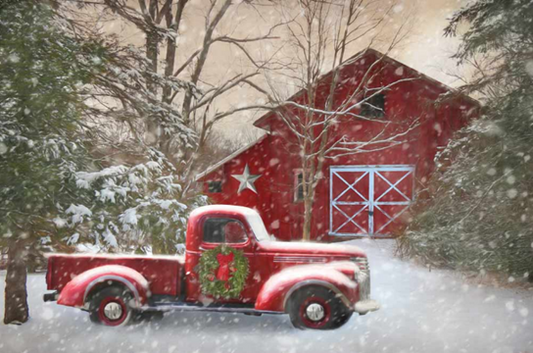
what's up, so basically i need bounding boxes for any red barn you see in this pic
[196,49,480,242]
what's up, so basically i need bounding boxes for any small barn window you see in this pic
[207,181,222,193]
[360,93,385,118]
[294,171,304,202]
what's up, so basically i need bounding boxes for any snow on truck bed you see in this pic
[1,239,532,353]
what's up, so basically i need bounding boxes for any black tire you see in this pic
[88,286,135,326]
[287,286,353,330]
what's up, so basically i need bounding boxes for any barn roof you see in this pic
[253,48,479,130]
[195,48,480,182]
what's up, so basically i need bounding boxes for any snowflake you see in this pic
[8,53,20,63]
[506,189,518,199]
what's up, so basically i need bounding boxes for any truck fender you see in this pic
[57,265,150,309]
[254,263,358,312]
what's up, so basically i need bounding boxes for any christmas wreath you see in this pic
[198,245,249,299]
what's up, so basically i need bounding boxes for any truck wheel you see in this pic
[89,286,134,326]
[288,286,352,330]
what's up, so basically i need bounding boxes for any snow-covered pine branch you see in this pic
[67,148,207,254]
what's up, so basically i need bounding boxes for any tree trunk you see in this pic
[4,240,29,325]
[302,183,315,241]
[162,0,187,105]
[145,28,166,154]
[145,29,158,94]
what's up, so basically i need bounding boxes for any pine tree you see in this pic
[399,0,533,279]
[70,148,207,255]
[1,0,209,325]
[0,0,106,324]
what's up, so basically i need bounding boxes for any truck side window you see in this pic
[203,218,247,244]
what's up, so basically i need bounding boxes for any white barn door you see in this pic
[329,165,415,236]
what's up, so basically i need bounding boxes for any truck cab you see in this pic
[44,205,379,330]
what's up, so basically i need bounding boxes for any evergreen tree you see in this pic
[70,148,207,255]
[0,0,106,324]
[399,0,533,279]
[1,0,208,324]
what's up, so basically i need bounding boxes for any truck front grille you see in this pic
[351,257,371,301]
[351,256,370,273]
[358,272,371,301]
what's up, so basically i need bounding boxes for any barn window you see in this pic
[294,171,304,202]
[360,93,385,118]
[207,181,222,193]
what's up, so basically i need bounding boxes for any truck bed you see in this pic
[46,253,185,297]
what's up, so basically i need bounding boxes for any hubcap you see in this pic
[103,302,123,321]
[305,303,325,322]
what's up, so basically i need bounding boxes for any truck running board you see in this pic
[142,303,284,316]
[43,291,58,302]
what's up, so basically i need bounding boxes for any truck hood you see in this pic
[257,241,366,258]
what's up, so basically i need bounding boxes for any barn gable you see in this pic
[196,48,480,242]
[195,134,268,183]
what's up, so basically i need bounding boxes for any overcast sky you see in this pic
[102,0,469,140]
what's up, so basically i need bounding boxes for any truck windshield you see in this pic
[245,211,272,242]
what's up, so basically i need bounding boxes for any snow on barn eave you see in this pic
[194,134,268,182]
[253,47,481,130]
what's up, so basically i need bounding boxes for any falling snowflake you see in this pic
[525,60,533,78]
[8,53,20,63]
[507,189,518,199]
[0,143,7,155]
[519,308,529,317]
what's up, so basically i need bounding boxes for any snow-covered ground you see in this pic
[1,239,532,353]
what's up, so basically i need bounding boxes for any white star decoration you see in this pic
[231,164,261,194]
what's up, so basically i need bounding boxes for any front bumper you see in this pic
[354,299,380,314]
[354,268,380,315]
[43,290,58,302]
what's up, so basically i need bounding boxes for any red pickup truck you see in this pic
[44,205,379,330]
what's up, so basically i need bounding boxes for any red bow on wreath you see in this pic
[216,252,235,281]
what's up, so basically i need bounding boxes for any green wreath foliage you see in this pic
[198,245,249,299]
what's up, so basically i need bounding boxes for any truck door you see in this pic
[185,216,259,305]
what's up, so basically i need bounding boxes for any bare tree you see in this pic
[55,0,283,181]
[265,0,418,240]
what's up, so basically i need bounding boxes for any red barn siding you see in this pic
[198,49,479,242]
